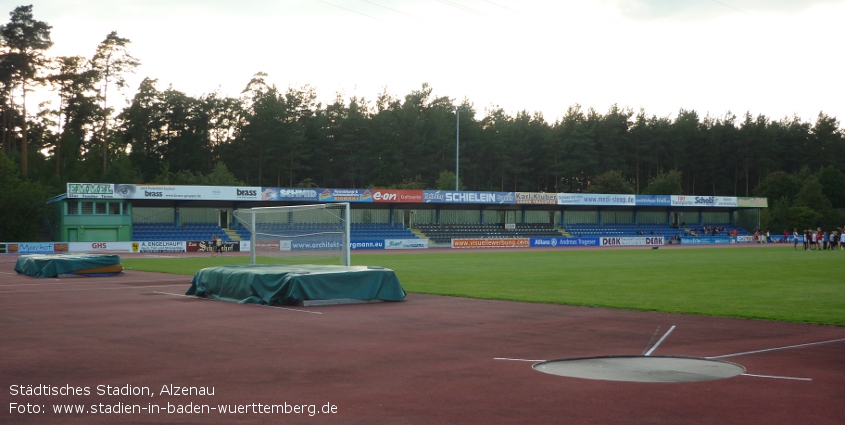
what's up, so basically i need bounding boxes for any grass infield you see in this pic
[122,246,845,326]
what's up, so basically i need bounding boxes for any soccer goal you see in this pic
[233,203,351,266]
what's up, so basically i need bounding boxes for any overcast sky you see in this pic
[9,0,845,124]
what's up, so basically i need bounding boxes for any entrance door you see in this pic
[219,210,229,229]
[68,228,78,242]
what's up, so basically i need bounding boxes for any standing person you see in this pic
[840,230,845,250]
[823,231,829,250]
[211,235,217,257]
[804,229,810,250]
[215,235,224,256]
[793,228,799,251]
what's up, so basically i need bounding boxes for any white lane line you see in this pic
[152,291,323,315]
[741,373,812,381]
[0,284,187,294]
[494,358,547,362]
[0,278,188,288]
[708,338,845,359]
[644,325,676,356]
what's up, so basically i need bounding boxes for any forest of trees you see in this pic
[1,5,844,240]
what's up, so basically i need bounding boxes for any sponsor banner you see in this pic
[736,236,754,243]
[260,188,321,202]
[515,192,558,205]
[671,195,696,207]
[350,240,385,250]
[635,195,671,207]
[54,243,69,253]
[131,241,186,253]
[530,237,600,247]
[558,193,637,206]
[69,242,133,252]
[68,183,262,201]
[600,237,664,246]
[680,236,732,245]
[15,242,56,254]
[291,240,343,251]
[384,239,429,249]
[714,196,738,207]
[737,197,768,208]
[318,188,373,202]
[186,241,240,253]
[423,191,512,204]
[451,238,531,248]
[371,190,424,203]
[672,196,740,208]
[238,241,292,252]
[67,183,115,198]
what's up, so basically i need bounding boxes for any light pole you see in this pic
[453,105,468,191]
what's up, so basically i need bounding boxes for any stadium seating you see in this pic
[562,223,749,237]
[132,222,231,242]
[416,223,562,244]
[234,222,419,242]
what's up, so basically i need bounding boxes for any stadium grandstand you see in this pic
[3,184,766,255]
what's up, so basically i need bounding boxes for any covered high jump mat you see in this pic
[186,264,406,306]
[14,253,124,278]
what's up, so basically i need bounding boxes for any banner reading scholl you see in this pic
[318,188,373,202]
[423,191,508,204]
[260,188,321,202]
[530,237,600,247]
[635,195,671,206]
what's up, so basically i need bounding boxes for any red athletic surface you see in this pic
[1,252,843,424]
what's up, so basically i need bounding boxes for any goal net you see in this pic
[233,203,351,266]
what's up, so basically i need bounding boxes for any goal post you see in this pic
[233,203,351,266]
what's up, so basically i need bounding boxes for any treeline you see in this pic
[1,5,844,240]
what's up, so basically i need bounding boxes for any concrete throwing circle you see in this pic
[533,356,745,383]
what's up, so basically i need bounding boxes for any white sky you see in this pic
[7,0,845,125]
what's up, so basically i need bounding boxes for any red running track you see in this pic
[0,257,843,424]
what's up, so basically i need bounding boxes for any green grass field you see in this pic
[122,246,845,326]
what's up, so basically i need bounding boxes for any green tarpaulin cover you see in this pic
[14,254,122,278]
[187,264,406,305]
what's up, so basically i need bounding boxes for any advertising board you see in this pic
[635,195,671,207]
[318,189,373,202]
[371,190,424,203]
[680,236,732,245]
[558,193,636,206]
[130,241,186,253]
[530,237,600,247]
[423,191,513,204]
[69,242,134,252]
[451,238,530,248]
[68,183,262,201]
[384,239,429,249]
[600,237,664,246]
